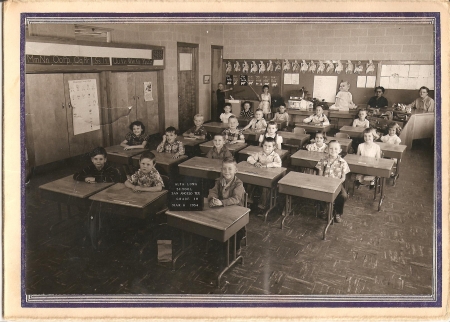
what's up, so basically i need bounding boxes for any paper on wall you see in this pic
[381,65,391,77]
[380,76,390,89]
[356,76,366,88]
[179,53,192,71]
[313,76,338,103]
[68,79,101,135]
[283,73,292,85]
[366,76,376,88]
[144,82,153,101]
[390,65,400,77]
[408,65,420,78]
[291,73,299,85]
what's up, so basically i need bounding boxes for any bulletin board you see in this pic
[222,60,282,100]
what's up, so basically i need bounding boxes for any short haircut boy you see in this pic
[222,157,237,167]
[165,126,177,135]
[263,136,275,145]
[363,127,373,135]
[90,146,107,158]
[194,114,204,120]
[129,120,146,133]
[140,150,156,162]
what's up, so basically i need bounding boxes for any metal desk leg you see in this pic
[378,177,385,211]
[393,159,401,186]
[281,195,292,229]
[217,235,244,287]
[263,188,277,222]
[323,202,334,240]
[373,177,378,200]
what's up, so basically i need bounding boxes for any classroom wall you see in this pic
[29,23,225,127]
[222,23,434,61]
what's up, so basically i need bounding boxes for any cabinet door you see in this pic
[109,72,137,145]
[63,73,104,157]
[25,74,70,166]
[134,71,159,135]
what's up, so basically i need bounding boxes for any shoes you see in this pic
[335,214,342,223]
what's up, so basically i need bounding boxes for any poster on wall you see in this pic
[144,82,153,101]
[247,75,254,86]
[313,75,338,103]
[232,75,239,86]
[262,75,270,86]
[270,76,278,87]
[68,79,101,135]
[226,75,233,85]
[240,75,248,86]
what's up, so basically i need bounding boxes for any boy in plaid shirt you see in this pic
[156,126,185,159]
[221,116,245,144]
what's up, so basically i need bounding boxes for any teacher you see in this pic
[367,86,389,109]
[406,86,435,113]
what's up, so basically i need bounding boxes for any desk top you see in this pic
[178,135,208,147]
[200,140,248,153]
[238,146,289,159]
[203,122,229,129]
[278,131,311,141]
[132,150,189,166]
[295,123,333,132]
[291,150,327,162]
[326,136,352,146]
[166,203,249,233]
[278,171,342,194]
[39,175,115,198]
[105,145,148,158]
[178,156,223,172]
[329,111,358,118]
[375,142,407,154]
[236,161,287,181]
[89,183,167,208]
[344,154,395,174]
[339,126,365,134]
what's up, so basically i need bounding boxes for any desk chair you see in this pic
[335,132,350,139]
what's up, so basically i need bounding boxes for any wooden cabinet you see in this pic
[109,71,159,145]
[25,73,103,166]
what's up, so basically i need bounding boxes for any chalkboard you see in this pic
[223,60,282,100]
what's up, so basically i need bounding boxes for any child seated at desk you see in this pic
[353,109,370,128]
[271,104,290,126]
[259,121,283,150]
[182,113,207,140]
[303,105,330,126]
[221,116,245,144]
[73,147,121,183]
[329,81,357,111]
[242,109,267,133]
[315,140,350,223]
[120,121,149,150]
[208,157,246,253]
[125,151,164,193]
[206,134,233,160]
[240,101,254,118]
[381,123,401,176]
[156,126,185,159]
[306,131,328,153]
[247,137,281,210]
[220,103,234,124]
[355,128,381,189]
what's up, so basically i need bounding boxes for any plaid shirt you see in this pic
[156,140,185,156]
[206,145,233,160]
[240,109,254,118]
[306,142,328,153]
[222,128,245,143]
[185,125,207,137]
[128,168,164,188]
[315,155,350,180]
[125,132,150,146]
[247,150,281,168]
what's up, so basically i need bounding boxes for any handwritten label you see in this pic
[26,54,92,65]
[111,57,153,66]
[168,180,203,211]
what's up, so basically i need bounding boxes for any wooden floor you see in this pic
[25,140,435,296]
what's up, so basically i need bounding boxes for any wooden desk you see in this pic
[290,150,327,169]
[399,112,434,149]
[241,129,263,142]
[326,136,352,154]
[294,123,333,134]
[166,203,249,287]
[237,117,251,127]
[328,111,357,129]
[178,135,208,148]
[278,172,342,238]
[275,121,287,130]
[236,161,287,222]
[203,122,229,134]
[39,175,115,231]
[375,142,407,185]
[105,145,148,165]
[132,150,189,174]
[339,126,365,139]
[237,146,289,164]
[199,141,247,156]
[278,131,311,148]
[344,154,394,211]
[288,109,328,124]
[178,157,223,180]
[89,183,168,247]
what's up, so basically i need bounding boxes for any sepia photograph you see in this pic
[3,2,448,320]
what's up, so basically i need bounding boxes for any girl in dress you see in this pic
[258,85,272,120]
[355,128,381,188]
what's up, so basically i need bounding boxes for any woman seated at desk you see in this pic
[406,86,435,113]
[367,86,389,110]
